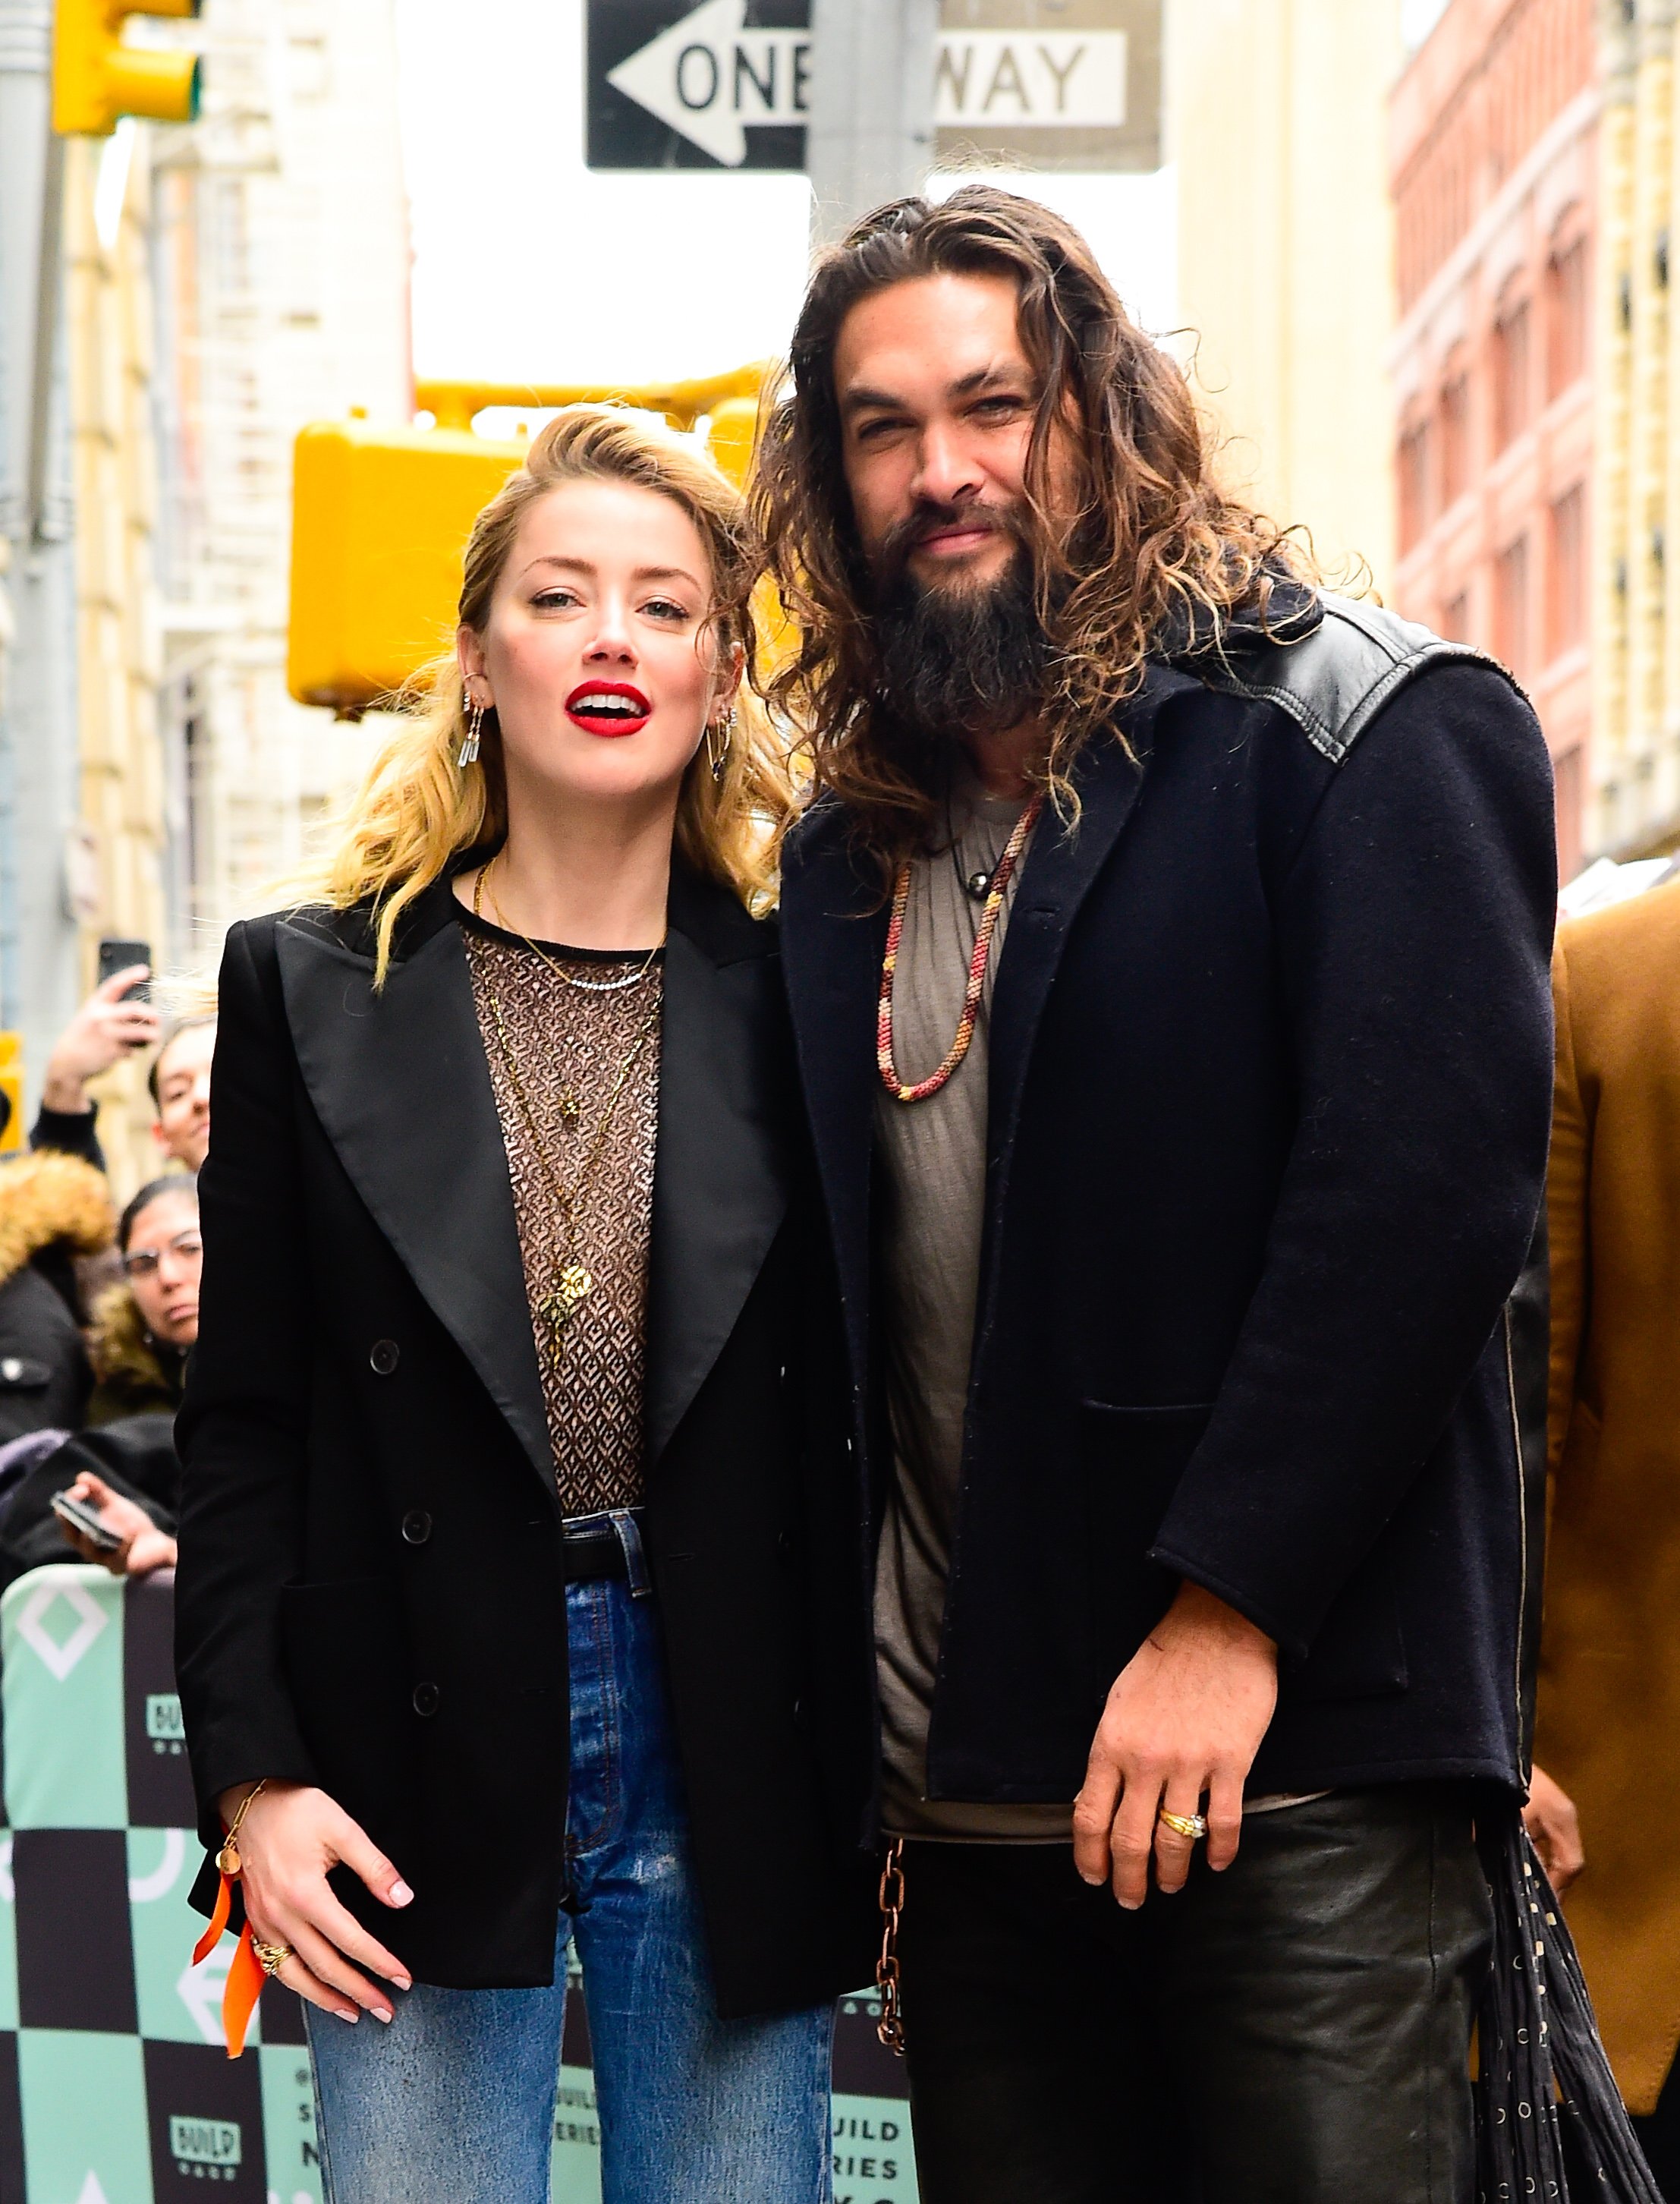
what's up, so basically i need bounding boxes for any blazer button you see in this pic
[412,1681,440,1718]
[370,1340,400,1376]
[792,1696,809,1730]
[401,1510,432,1546]
[776,1529,794,1565]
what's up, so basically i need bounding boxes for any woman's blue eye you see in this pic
[532,588,578,609]
[643,598,689,621]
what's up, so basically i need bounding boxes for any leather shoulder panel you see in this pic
[1188,594,1522,764]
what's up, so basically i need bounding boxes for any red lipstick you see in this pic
[565,679,652,735]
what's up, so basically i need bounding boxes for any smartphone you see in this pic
[96,937,151,1003]
[50,1489,124,1554]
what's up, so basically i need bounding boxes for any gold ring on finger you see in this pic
[250,1938,294,1977]
[1157,1809,1209,1842]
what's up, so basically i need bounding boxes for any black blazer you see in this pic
[175,863,876,2014]
[780,656,1556,1809]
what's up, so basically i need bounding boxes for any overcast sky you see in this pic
[390,0,1178,396]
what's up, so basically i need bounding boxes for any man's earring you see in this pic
[458,694,485,769]
[706,704,738,785]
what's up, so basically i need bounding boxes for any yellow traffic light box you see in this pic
[53,0,203,137]
[287,370,768,719]
[288,418,525,715]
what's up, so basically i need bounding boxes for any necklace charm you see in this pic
[558,1094,580,1126]
[542,1262,594,1340]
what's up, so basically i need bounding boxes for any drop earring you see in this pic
[458,694,485,769]
[706,704,737,784]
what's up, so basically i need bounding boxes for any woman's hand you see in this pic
[58,1471,178,1576]
[216,1781,414,2024]
[1524,1763,1585,1894]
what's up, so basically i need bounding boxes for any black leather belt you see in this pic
[561,1511,643,1584]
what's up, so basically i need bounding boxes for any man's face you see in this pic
[153,1020,215,1170]
[834,271,1046,596]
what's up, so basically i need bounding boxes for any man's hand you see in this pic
[1524,1763,1585,1894]
[1072,1582,1279,1909]
[41,969,161,1116]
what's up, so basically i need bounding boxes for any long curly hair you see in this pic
[751,186,1313,870]
[287,406,791,982]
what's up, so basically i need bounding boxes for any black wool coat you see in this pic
[779,647,1557,1809]
[174,864,877,2014]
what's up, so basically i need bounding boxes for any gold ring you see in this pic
[250,1939,294,1977]
[1158,1809,1209,1842]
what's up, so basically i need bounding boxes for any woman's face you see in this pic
[123,1191,201,1349]
[458,479,733,821]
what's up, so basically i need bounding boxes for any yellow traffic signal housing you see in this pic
[53,0,203,138]
[288,371,770,717]
[288,418,525,715]
[0,1034,24,1157]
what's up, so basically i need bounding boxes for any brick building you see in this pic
[1389,0,1598,881]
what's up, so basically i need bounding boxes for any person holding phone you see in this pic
[174,407,873,2204]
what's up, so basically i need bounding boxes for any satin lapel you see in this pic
[987,668,1200,1190]
[777,823,887,1391]
[274,912,553,1488]
[643,926,793,1469]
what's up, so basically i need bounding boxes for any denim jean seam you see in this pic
[305,2014,343,2204]
[566,1584,621,1856]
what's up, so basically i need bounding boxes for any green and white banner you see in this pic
[0,1565,915,2203]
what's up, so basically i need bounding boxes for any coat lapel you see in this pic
[275,893,554,1490]
[643,880,794,1469]
[777,817,888,1394]
[986,668,1199,1191]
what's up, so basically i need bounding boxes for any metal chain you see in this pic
[483,851,663,996]
[875,1838,907,2056]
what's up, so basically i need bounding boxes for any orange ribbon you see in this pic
[190,1869,266,2058]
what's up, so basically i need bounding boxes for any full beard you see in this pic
[870,534,1049,748]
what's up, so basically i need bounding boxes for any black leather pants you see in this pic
[896,1786,1493,2204]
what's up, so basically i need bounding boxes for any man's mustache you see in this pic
[875,498,1031,587]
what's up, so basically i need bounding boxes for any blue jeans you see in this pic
[307,1527,835,2204]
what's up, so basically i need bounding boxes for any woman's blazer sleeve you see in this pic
[174,919,319,1850]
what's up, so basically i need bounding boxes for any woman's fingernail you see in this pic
[338,2008,358,2023]
[390,1881,414,1906]
[1078,1870,1103,1885]
[393,1975,412,1992]
[373,2007,393,2025]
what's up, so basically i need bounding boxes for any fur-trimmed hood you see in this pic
[0,1153,113,1289]
[87,1279,181,1410]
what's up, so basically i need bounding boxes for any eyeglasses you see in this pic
[121,1229,202,1280]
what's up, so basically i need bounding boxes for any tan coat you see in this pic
[1540,874,1680,2113]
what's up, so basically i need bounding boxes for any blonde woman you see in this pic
[175,409,874,2203]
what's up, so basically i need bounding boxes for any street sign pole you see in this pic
[806,0,938,244]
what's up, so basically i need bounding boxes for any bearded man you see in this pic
[757,189,1558,2202]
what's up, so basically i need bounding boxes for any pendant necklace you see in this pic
[878,790,1044,1104]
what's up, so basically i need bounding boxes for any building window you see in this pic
[1398,418,1432,549]
[1439,368,1471,507]
[1547,231,1589,397]
[1441,590,1471,644]
[1496,534,1531,675]
[1549,483,1587,655]
[1493,296,1531,450]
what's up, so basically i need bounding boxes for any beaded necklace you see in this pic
[876,790,1044,1104]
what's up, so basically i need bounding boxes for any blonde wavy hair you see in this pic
[291,405,788,982]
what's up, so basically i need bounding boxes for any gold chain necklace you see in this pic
[471,899,662,1352]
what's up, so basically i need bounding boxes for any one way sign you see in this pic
[587,0,1161,175]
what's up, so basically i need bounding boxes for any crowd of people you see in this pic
[0,184,1671,2204]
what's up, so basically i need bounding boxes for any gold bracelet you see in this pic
[215,1779,268,1877]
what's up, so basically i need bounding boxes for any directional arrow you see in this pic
[607,0,810,168]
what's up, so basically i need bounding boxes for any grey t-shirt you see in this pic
[873,781,1072,1842]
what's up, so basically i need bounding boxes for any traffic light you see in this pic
[288,371,771,716]
[53,0,203,139]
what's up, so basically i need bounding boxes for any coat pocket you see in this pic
[278,1573,417,1835]
[1081,1402,1215,1693]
